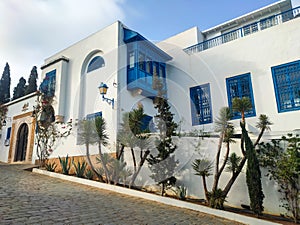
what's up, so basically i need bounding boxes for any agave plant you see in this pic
[59,155,71,175]
[85,169,94,180]
[72,160,87,178]
[45,161,57,172]
[176,185,187,200]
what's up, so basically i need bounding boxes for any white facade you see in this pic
[1,0,299,215]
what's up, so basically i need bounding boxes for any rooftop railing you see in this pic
[184,6,300,54]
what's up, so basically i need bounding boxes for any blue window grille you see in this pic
[87,56,105,73]
[86,111,102,120]
[40,70,56,97]
[190,83,213,126]
[271,60,300,113]
[226,73,256,119]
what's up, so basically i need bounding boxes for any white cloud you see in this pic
[0,0,125,91]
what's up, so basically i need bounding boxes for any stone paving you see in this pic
[0,163,244,225]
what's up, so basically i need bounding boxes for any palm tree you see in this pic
[118,106,151,188]
[77,120,102,181]
[232,97,252,124]
[95,117,110,183]
[192,159,213,201]
[254,114,273,147]
[225,152,242,173]
[213,107,233,191]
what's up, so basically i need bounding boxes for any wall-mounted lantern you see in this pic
[98,82,114,109]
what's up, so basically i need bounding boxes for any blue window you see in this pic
[86,111,102,120]
[272,60,300,113]
[40,70,56,97]
[4,127,11,146]
[6,127,11,140]
[226,73,256,119]
[87,56,105,73]
[190,83,213,126]
[141,115,153,131]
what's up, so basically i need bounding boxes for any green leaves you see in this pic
[59,155,71,175]
[72,160,87,178]
[192,159,213,177]
[225,153,242,173]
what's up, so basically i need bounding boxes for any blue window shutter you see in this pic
[141,115,152,131]
[226,73,256,119]
[6,127,11,140]
[190,83,213,126]
[272,60,300,113]
[40,69,56,97]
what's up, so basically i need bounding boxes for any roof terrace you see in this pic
[184,6,300,54]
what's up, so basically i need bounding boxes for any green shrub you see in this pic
[58,155,71,175]
[208,188,226,209]
[85,169,94,180]
[176,185,187,200]
[45,161,57,172]
[72,160,87,178]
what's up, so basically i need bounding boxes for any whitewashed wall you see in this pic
[160,17,300,135]
[0,93,37,163]
[122,135,286,215]
[41,22,121,158]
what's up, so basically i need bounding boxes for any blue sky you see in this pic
[0,0,299,89]
[122,0,297,41]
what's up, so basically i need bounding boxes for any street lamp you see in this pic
[98,82,114,109]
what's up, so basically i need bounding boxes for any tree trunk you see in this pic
[212,131,225,191]
[202,175,210,202]
[161,183,165,196]
[117,144,125,160]
[131,148,137,173]
[86,143,104,182]
[254,127,265,148]
[98,143,110,183]
[129,149,150,188]
[222,156,247,196]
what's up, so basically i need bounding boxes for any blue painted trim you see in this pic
[226,73,256,120]
[86,111,102,120]
[190,83,213,126]
[271,60,300,113]
[123,28,172,62]
[126,41,168,98]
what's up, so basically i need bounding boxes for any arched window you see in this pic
[87,56,105,73]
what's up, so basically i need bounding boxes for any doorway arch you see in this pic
[14,123,29,162]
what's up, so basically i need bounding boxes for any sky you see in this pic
[1,0,299,91]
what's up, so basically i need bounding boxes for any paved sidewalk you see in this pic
[0,163,243,225]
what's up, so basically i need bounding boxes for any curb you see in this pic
[32,168,282,225]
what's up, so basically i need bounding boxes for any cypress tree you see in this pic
[12,77,26,100]
[147,79,178,196]
[0,63,11,103]
[241,122,264,216]
[25,66,38,95]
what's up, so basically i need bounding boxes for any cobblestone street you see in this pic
[0,163,244,225]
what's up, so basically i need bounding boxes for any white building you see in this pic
[0,0,299,215]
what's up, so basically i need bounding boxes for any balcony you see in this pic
[124,28,171,98]
[184,6,300,54]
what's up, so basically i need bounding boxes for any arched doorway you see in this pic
[14,123,29,162]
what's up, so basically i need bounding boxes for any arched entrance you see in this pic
[14,123,29,162]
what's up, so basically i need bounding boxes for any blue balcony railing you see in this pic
[184,6,300,54]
